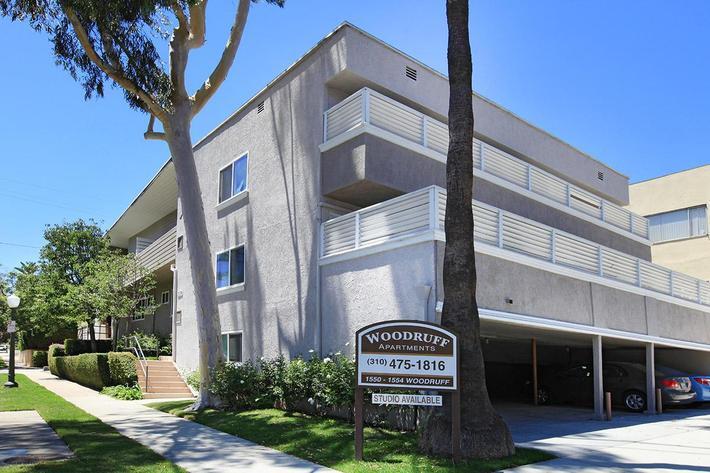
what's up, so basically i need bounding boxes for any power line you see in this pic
[0,241,41,249]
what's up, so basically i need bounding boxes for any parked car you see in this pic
[0,344,7,353]
[658,366,710,403]
[538,362,696,412]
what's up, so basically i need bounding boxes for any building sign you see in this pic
[6,321,16,333]
[356,321,458,391]
[372,393,442,406]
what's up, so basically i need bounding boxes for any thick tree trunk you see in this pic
[87,319,97,353]
[164,104,223,409]
[419,0,515,459]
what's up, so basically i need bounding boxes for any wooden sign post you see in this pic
[354,320,460,462]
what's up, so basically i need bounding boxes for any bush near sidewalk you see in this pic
[31,349,48,367]
[49,349,137,391]
[108,352,138,385]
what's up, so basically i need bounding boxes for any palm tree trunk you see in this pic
[419,0,515,458]
[164,103,223,409]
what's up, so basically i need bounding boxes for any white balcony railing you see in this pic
[320,186,710,307]
[136,226,177,272]
[323,88,649,240]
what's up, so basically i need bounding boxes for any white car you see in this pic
[0,344,8,353]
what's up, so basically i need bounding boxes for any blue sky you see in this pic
[1,0,708,271]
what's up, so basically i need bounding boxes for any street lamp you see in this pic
[4,293,20,388]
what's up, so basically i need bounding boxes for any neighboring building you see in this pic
[108,23,710,418]
[627,165,710,281]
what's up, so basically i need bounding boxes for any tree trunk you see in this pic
[164,104,223,409]
[419,0,515,459]
[87,319,97,353]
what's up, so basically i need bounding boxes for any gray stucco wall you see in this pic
[320,242,438,356]
[336,27,629,205]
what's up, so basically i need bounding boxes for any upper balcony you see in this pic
[320,88,649,241]
[135,226,177,272]
[320,187,709,310]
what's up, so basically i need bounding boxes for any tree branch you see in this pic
[187,1,207,49]
[170,1,189,30]
[144,115,166,141]
[190,0,249,117]
[64,6,168,122]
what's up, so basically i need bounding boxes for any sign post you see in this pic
[354,320,460,462]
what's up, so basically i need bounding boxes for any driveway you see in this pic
[498,403,710,472]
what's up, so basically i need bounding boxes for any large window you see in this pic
[648,206,707,243]
[133,297,150,320]
[216,245,245,289]
[219,153,248,203]
[221,332,243,362]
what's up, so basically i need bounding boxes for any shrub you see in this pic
[31,350,48,368]
[186,371,200,390]
[64,338,112,355]
[108,352,138,385]
[117,331,160,356]
[101,383,143,400]
[0,358,6,369]
[48,344,65,377]
[53,353,111,390]
[208,360,270,409]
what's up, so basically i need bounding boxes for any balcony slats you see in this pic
[320,186,709,311]
[136,227,177,272]
[323,88,649,239]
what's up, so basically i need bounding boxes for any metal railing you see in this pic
[320,186,710,307]
[323,88,649,240]
[130,335,149,392]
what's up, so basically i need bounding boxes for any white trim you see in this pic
[320,124,649,245]
[215,244,246,291]
[161,290,171,305]
[318,230,441,266]
[217,152,249,206]
[221,330,244,363]
[474,242,710,315]
[215,190,249,212]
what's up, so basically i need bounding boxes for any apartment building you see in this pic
[107,23,710,418]
[627,165,710,281]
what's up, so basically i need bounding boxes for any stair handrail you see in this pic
[130,335,149,392]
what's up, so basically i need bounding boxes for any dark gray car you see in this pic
[539,361,696,412]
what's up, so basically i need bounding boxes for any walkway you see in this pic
[501,404,710,472]
[21,369,334,473]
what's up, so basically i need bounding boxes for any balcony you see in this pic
[136,226,177,272]
[321,88,649,240]
[320,187,710,308]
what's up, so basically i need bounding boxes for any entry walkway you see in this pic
[501,404,710,472]
[21,369,334,473]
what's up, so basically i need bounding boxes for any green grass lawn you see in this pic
[0,374,183,473]
[150,401,553,473]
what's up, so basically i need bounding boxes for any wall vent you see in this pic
[405,65,417,81]
[597,171,605,181]
[257,101,265,113]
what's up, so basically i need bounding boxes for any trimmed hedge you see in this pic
[108,352,138,385]
[31,350,48,368]
[64,338,113,355]
[52,353,111,390]
[48,344,65,376]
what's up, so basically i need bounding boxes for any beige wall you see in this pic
[628,165,710,280]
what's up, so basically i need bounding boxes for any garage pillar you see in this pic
[645,343,657,414]
[592,335,604,420]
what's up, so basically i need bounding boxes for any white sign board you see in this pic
[6,321,16,333]
[356,321,458,391]
[372,393,443,406]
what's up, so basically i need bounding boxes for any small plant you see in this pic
[31,350,48,368]
[186,371,200,390]
[101,383,143,400]
[0,358,6,369]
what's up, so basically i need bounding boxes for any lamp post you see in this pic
[4,293,20,388]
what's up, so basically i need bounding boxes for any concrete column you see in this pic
[592,335,604,420]
[645,342,657,414]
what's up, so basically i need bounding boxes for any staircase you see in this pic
[136,358,194,399]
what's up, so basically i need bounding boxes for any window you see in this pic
[177,235,184,250]
[221,332,242,362]
[648,206,707,243]
[218,153,248,203]
[216,246,245,289]
[175,311,182,326]
[161,290,171,305]
[133,297,149,320]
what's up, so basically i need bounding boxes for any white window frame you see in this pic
[215,244,246,294]
[161,290,171,305]
[221,330,243,363]
[216,152,249,210]
[648,205,708,243]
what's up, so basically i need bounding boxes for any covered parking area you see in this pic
[479,309,710,419]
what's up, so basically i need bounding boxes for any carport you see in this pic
[479,310,710,419]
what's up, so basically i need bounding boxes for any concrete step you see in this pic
[142,392,195,399]
[145,381,189,389]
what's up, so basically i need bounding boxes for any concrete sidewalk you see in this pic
[20,369,334,473]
